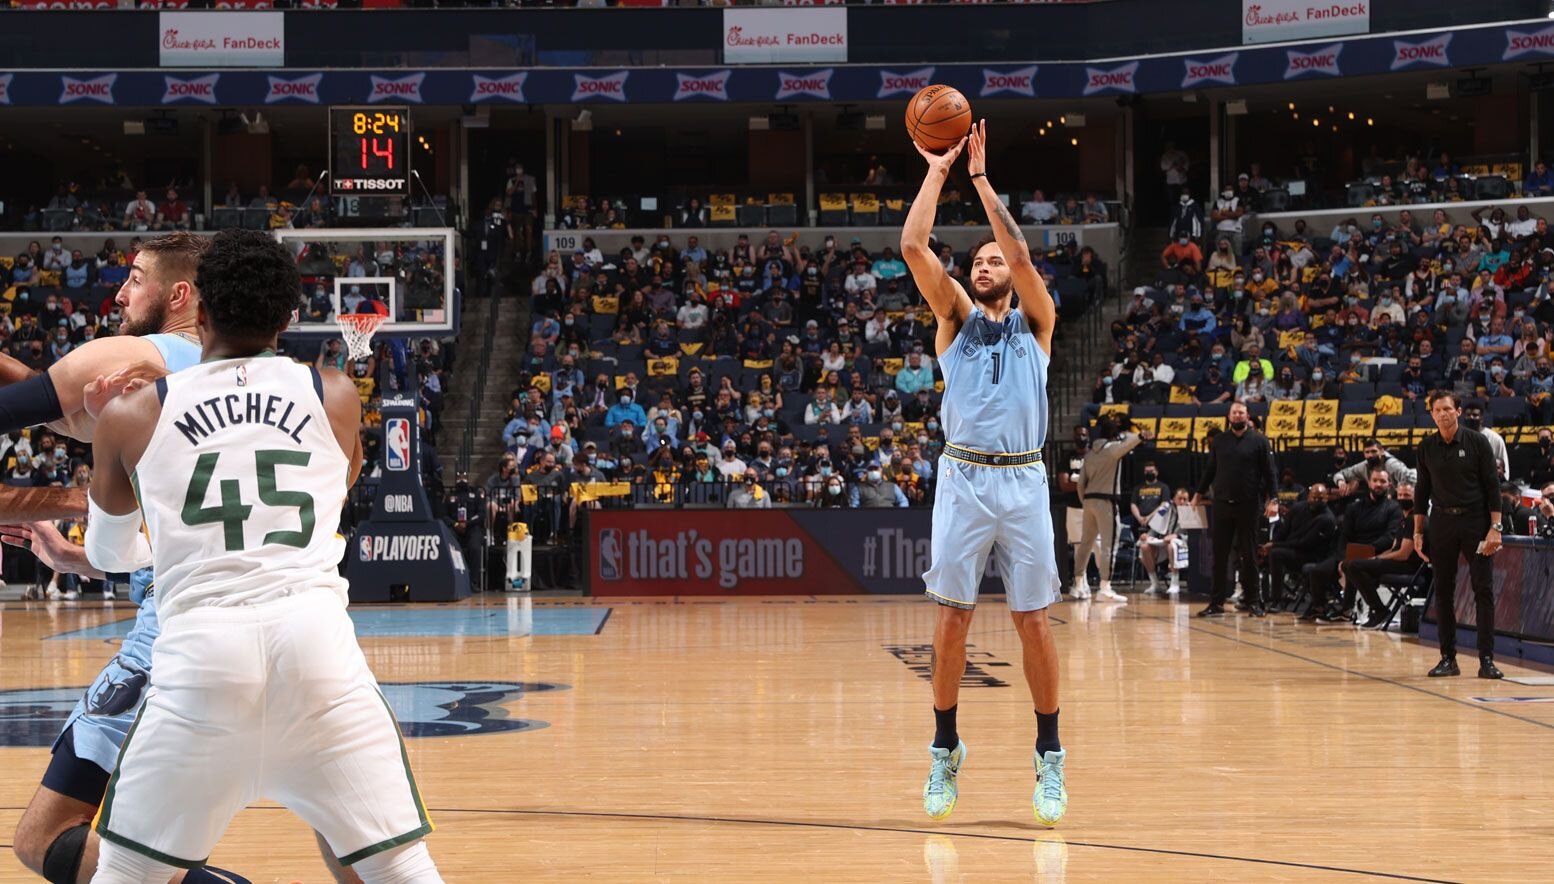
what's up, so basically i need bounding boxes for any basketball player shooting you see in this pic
[901,120,1068,825]
[82,229,439,883]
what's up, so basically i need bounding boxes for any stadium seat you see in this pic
[1345,183,1376,207]
[1260,189,1291,212]
[1341,382,1375,401]
[1470,175,1510,200]
[1489,398,1527,426]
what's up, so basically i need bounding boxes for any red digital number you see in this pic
[358,137,396,171]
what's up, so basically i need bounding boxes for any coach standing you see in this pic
[1193,402,1276,618]
[1414,390,1505,679]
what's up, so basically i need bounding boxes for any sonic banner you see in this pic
[589,509,1003,597]
[1,21,1548,106]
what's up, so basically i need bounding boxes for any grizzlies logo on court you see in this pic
[0,681,567,746]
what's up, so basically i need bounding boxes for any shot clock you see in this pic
[329,106,411,196]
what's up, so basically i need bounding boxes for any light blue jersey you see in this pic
[55,334,199,774]
[938,308,1049,455]
[924,307,1059,612]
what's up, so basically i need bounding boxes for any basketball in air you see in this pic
[906,85,973,153]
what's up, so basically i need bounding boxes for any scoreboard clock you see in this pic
[329,106,411,196]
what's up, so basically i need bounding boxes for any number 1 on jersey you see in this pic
[990,351,1002,385]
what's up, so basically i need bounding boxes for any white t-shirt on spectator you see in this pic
[845,272,876,296]
[1508,217,1539,239]
[1022,199,1058,223]
[717,456,747,479]
[1214,197,1244,234]
[677,302,708,329]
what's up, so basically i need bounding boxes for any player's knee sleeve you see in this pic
[351,841,442,884]
[92,839,178,884]
[41,823,87,884]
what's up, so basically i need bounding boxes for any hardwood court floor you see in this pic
[0,594,1551,883]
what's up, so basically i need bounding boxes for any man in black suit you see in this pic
[1261,483,1338,612]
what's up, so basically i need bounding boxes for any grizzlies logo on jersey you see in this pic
[0,681,569,746]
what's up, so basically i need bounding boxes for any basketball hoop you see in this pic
[336,313,387,361]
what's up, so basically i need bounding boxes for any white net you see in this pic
[336,313,387,361]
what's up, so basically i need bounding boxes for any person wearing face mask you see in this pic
[1339,482,1422,629]
[1302,466,1402,624]
[1261,483,1338,613]
[1128,461,1170,538]
[849,463,909,508]
[727,469,770,509]
[1193,402,1277,616]
[1459,401,1509,480]
[604,389,647,430]
[815,473,848,508]
[1211,185,1247,255]
[1160,233,1204,272]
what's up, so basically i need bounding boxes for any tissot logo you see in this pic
[1505,24,1554,61]
[673,70,730,101]
[1284,44,1343,79]
[265,74,321,104]
[471,73,527,103]
[367,73,425,103]
[0,74,12,106]
[572,71,629,102]
[1181,53,1238,88]
[1391,34,1452,70]
[163,74,218,104]
[776,68,832,99]
[980,65,1037,97]
[60,74,116,105]
[877,67,934,98]
[1082,61,1137,96]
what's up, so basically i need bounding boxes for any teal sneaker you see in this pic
[923,741,967,820]
[1034,748,1069,826]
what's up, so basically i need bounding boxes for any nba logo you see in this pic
[385,419,410,472]
[359,535,374,562]
[598,529,623,581]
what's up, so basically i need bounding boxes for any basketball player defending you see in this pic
[902,121,1067,825]
[0,234,252,884]
[83,229,440,883]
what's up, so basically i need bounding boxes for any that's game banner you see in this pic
[588,509,1002,597]
[0,20,1547,106]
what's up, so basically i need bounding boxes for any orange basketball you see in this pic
[905,85,972,153]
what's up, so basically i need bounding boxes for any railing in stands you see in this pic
[457,260,501,475]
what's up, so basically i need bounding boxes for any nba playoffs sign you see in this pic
[1242,1,1368,45]
[590,510,1001,596]
[159,12,283,67]
[723,8,847,64]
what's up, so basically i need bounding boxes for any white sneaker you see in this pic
[1095,583,1128,603]
[1071,579,1091,600]
[46,587,79,601]
[102,586,116,601]
[1166,578,1180,597]
[22,585,43,601]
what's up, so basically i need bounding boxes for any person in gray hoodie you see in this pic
[1333,438,1415,496]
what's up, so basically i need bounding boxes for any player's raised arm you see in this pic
[901,136,973,328]
[965,120,1057,354]
[0,335,165,441]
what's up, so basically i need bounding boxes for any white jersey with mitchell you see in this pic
[134,356,349,623]
[939,307,1049,454]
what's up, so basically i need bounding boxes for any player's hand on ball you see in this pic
[912,136,967,175]
[966,119,988,177]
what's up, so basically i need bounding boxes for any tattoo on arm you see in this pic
[989,197,1027,246]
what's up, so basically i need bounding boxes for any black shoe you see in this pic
[1479,656,1504,680]
[1428,657,1461,678]
[1315,608,1347,624]
[1298,608,1321,622]
[1361,611,1390,630]
[1234,601,1251,613]
[1196,605,1226,618]
[1250,603,1267,617]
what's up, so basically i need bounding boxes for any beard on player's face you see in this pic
[120,291,171,338]
[970,274,1012,304]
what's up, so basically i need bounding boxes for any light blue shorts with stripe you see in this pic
[923,456,1060,612]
